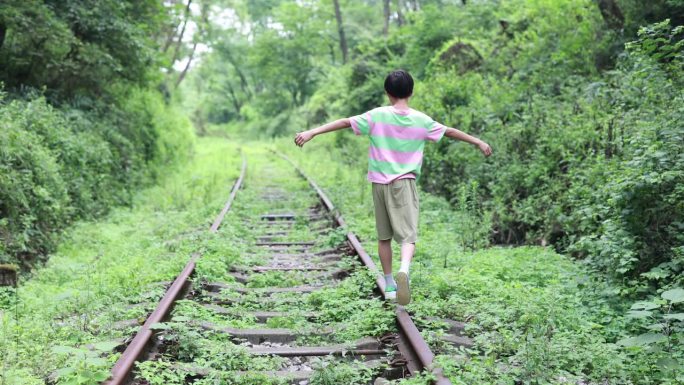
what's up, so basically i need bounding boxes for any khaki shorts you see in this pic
[372,178,419,244]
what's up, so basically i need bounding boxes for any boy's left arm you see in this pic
[444,127,492,157]
[294,118,351,147]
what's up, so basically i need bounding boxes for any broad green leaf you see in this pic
[662,288,684,303]
[91,340,121,352]
[84,357,108,366]
[94,371,111,381]
[663,313,684,321]
[626,310,652,319]
[55,366,76,377]
[630,301,660,310]
[149,322,171,330]
[52,345,82,355]
[656,357,682,370]
[617,333,666,347]
[645,323,667,331]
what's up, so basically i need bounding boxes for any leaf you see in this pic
[91,340,120,352]
[626,310,652,319]
[644,323,667,331]
[663,313,684,321]
[94,370,111,381]
[84,357,108,367]
[617,333,667,347]
[55,366,76,378]
[52,345,82,355]
[662,288,684,303]
[149,322,171,330]
[631,301,660,310]
[656,357,682,370]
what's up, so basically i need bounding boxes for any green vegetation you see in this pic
[185,1,684,380]
[0,139,241,384]
[2,0,683,384]
[0,1,196,268]
[187,0,684,295]
[278,136,683,384]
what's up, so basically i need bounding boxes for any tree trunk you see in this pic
[383,0,390,36]
[225,80,241,114]
[596,0,624,30]
[395,0,404,26]
[332,0,348,64]
[0,22,6,51]
[225,51,251,97]
[161,0,183,53]
[411,0,420,11]
[175,41,198,87]
[170,0,193,68]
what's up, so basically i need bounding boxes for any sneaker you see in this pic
[384,286,397,301]
[396,271,410,305]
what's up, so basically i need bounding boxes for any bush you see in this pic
[0,88,194,267]
[415,16,683,291]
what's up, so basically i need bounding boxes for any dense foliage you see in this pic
[185,0,683,294]
[279,136,683,384]
[1,0,682,383]
[0,1,195,267]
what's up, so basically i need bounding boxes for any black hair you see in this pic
[384,69,414,99]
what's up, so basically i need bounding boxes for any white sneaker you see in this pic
[396,271,410,305]
[384,288,397,301]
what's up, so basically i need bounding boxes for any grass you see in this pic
[0,138,242,385]
[275,133,679,385]
[2,135,681,384]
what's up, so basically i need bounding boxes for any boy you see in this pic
[294,70,491,305]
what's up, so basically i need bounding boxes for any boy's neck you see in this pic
[390,98,410,110]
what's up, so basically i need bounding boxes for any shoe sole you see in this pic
[384,291,396,301]
[396,271,410,305]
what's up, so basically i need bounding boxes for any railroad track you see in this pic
[104,150,470,385]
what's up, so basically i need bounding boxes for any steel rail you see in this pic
[104,152,247,385]
[274,150,453,385]
[210,156,248,233]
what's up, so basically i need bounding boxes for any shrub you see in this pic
[0,88,194,268]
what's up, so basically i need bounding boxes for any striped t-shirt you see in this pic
[350,106,446,184]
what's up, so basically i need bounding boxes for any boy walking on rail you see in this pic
[294,70,492,305]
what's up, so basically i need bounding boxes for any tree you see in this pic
[383,0,390,36]
[596,0,624,30]
[332,0,348,63]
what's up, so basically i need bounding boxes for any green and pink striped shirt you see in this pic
[350,106,446,184]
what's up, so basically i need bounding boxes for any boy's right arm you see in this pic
[294,118,351,147]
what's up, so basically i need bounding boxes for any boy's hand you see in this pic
[477,140,492,157]
[294,130,314,147]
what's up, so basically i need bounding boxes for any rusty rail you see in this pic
[275,150,452,385]
[210,156,247,233]
[104,153,247,385]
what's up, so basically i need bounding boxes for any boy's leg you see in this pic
[372,183,396,300]
[386,179,419,305]
[396,242,415,305]
[378,239,393,275]
[379,239,397,299]
[399,242,415,274]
